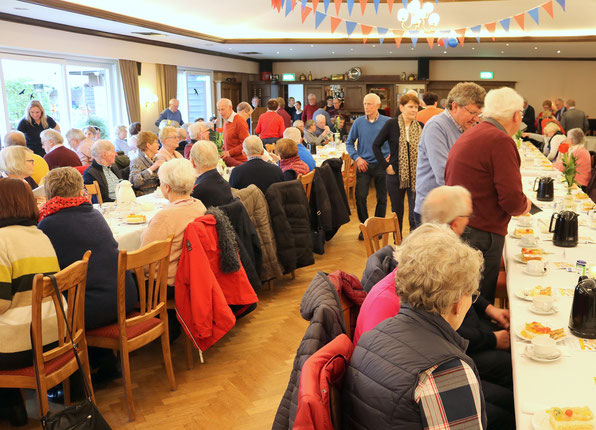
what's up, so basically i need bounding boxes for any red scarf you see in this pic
[279,156,310,176]
[39,195,91,222]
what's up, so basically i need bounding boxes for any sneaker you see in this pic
[358,231,364,240]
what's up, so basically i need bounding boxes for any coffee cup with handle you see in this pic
[533,295,555,312]
[527,260,547,275]
[531,335,558,358]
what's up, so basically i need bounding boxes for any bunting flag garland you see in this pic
[346,0,355,15]
[387,0,395,14]
[312,0,320,12]
[315,11,326,28]
[455,28,466,47]
[556,0,565,11]
[373,0,381,14]
[543,0,554,18]
[470,25,481,43]
[393,29,403,48]
[528,7,540,25]
[323,0,331,13]
[377,27,388,44]
[426,37,434,49]
[301,6,312,23]
[411,36,418,47]
[301,0,306,12]
[499,17,510,32]
[359,0,369,15]
[333,0,342,15]
[345,20,357,36]
[514,13,525,30]
[271,0,282,12]
[485,22,496,41]
[285,0,293,17]
[361,24,373,43]
[330,16,342,33]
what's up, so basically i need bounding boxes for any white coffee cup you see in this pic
[531,336,558,358]
[533,295,555,312]
[527,260,547,275]
[521,235,540,247]
[518,217,533,227]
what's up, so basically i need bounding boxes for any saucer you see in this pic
[529,304,558,315]
[525,345,562,362]
[523,268,547,277]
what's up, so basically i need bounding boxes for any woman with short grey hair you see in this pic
[113,125,132,153]
[129,131,163,196]
[555,127,591,188]
[0,145,37,188]
[343,223,489,430]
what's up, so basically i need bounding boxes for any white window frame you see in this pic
[177,68,214,124]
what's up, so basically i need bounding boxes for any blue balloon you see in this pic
[448,38,459,48]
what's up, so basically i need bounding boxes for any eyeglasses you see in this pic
[471,291,480,304]
[25,159,35,164]
[462,106,482,118]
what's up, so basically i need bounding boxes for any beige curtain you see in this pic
[119,60,141,124]
[156,64,178,112]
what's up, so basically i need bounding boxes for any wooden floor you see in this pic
[19,189,409,429]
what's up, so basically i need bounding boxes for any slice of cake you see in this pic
[126,213,146,223]
[546,407,594,430]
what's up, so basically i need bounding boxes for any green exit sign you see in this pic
[480,71,494,80]
[282,73,296,81]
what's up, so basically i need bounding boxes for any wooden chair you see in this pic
[495,257,509,309]
[359,213,402,257]
[265,143,276,154]
[85,180,103,206]
[298,170,315,202]
[0,252,93,417]
[341,153,357,208]
[86,236,176,421]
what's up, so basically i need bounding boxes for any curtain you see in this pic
[118,60,141,124]
[156,64,178,112]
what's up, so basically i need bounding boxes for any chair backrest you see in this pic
[341,152,351,182]
[359,213,402,257]
[85,180,103,206]
[31,251,91,375]
[265,143,276,154]
[119,235,173,334]
[298,170,315,202]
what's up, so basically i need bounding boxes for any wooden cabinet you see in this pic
[343,84,366,112]
[217,82,241,108]
[303,84,325,103]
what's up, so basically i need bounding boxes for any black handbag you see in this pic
[34,275,112,430]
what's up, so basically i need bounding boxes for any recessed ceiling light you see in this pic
[557,50,561,53]
[411,47,414,50]
[350,48,354,51]
[332,51,335,54]
[372,45,376,47]
[443,50,447,54]
[471,47,475,50]
[310,44,314,47]
[228,48,232,50]
[534,46,538,50]
[276,51,280,54]
[501,51,504,53]
[389,51,393,54]
[506,43,509,46]
[289,48,293,50]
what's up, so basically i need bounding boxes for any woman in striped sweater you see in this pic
[0,178,60,427]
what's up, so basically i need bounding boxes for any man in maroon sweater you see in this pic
[41,129,82,170]
[218,98,249,167]
[301,93,319,122]
[446,87,531,303]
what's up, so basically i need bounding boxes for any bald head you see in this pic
[421,185,473,236]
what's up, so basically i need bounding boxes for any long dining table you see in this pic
[505,141,596,429]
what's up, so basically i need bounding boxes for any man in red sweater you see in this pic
[301,93,319,122]
[445,87,531,303]
[41,129,82,169]
[218,98,249,167]
[255,99,285,145]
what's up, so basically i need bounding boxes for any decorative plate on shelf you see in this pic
[347,67,362,80]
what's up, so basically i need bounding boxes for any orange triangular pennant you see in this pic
[387,0,395,14]
[359,0,369,14]
[330,16,342,33]
[426,38,434,49]
[301,5,312,23]
[393,29,403,48]
[291,0,297,10]
[485,22,496,41]
[543,0,554,18]
[456,28,466,47]
[312,0,320,12]
[334,0,342,15]
[361,24,373,43]
[514,13,525,30]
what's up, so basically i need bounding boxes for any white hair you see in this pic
[65,128,85,144]
[567,128,586,146]
[394,223,484,315]
[482,87,524,122]
[40,129,63,147]
[113,125,127,135]
[315,114,326,125]
[364,93,381,105]
[242,135,264,157]
[188,122,208,140]
[307,93,316,99]
[543,122,560,136]
[190,140,219,169]
[158,158,197,195]
[217,98,233,107]
[283,127,302,144]
[421,185,472,225]
[0,145,31,175]
[90,140,114,160]
[3,130,26,148]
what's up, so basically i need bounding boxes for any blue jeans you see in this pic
[355,163,387,223]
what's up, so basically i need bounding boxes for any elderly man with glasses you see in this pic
[414,82,486,227]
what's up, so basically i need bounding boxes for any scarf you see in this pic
[39,195,91,222]
[397,115,422,189]
[279,156,309,176]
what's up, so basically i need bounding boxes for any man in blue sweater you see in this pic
[155,98,184,127]
[414,82,486,226]
[346,93,390,238]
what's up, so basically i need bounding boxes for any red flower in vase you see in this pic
[558,142,570,154]
[216,127,223,133]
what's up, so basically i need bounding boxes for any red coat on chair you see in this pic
[293,334,354,430]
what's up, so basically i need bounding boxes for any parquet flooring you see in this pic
[18,188,409,429]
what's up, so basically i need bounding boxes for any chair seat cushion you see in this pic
[0,349,75,377]
[86,312,161,340]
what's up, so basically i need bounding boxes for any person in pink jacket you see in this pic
[554,128,592,187]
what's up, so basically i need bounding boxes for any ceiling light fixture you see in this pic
[397,0,440,32]
[557,50,561,53]
[310,44,314,47]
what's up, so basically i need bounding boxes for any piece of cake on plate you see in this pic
[546,406,594,430]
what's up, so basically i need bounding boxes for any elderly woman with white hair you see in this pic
[82,140,122,203]
[156,126,183,162]
[343,224,488,429]
[0,145,38,188]
[555,127,591,188]
[140,158,206,287]
[113,125,132,154]
[189,140,234,207]
[129,131,163,196]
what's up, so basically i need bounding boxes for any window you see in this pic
[0,52,124,141]
[177,69,213,124]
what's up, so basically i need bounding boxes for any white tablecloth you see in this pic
[312,142,346,167]
[506,142,596,428]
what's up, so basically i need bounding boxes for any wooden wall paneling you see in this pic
[343,84,366,112]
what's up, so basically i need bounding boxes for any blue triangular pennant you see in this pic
[475,35,481,43]
[411,37,418,47]
[315,11,326,28]
[345,20,357,36]
[555,0,565,11]
[500,18,510,32]
[346,0,355,15]
[470,25,481,33]
[377,27,387,44]
[285,0,292,16]
[373,0,381,13]
[528,7,540,25]
[323,0,331,13]
[403,0,408,7]
[302,0,306,12]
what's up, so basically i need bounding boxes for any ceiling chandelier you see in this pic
[397,0,440,32]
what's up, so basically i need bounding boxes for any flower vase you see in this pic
[564,187,576,211]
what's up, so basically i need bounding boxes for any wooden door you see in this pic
[343,84,366,112]
[220,82,241,108]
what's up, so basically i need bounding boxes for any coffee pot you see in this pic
[569,276,596,339]
[549,210,578,247]
[533,176,554,201]
[116,180,136,204]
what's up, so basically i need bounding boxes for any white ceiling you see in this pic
[1,0,596,60]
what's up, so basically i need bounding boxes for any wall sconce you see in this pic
[140,87,158,108]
